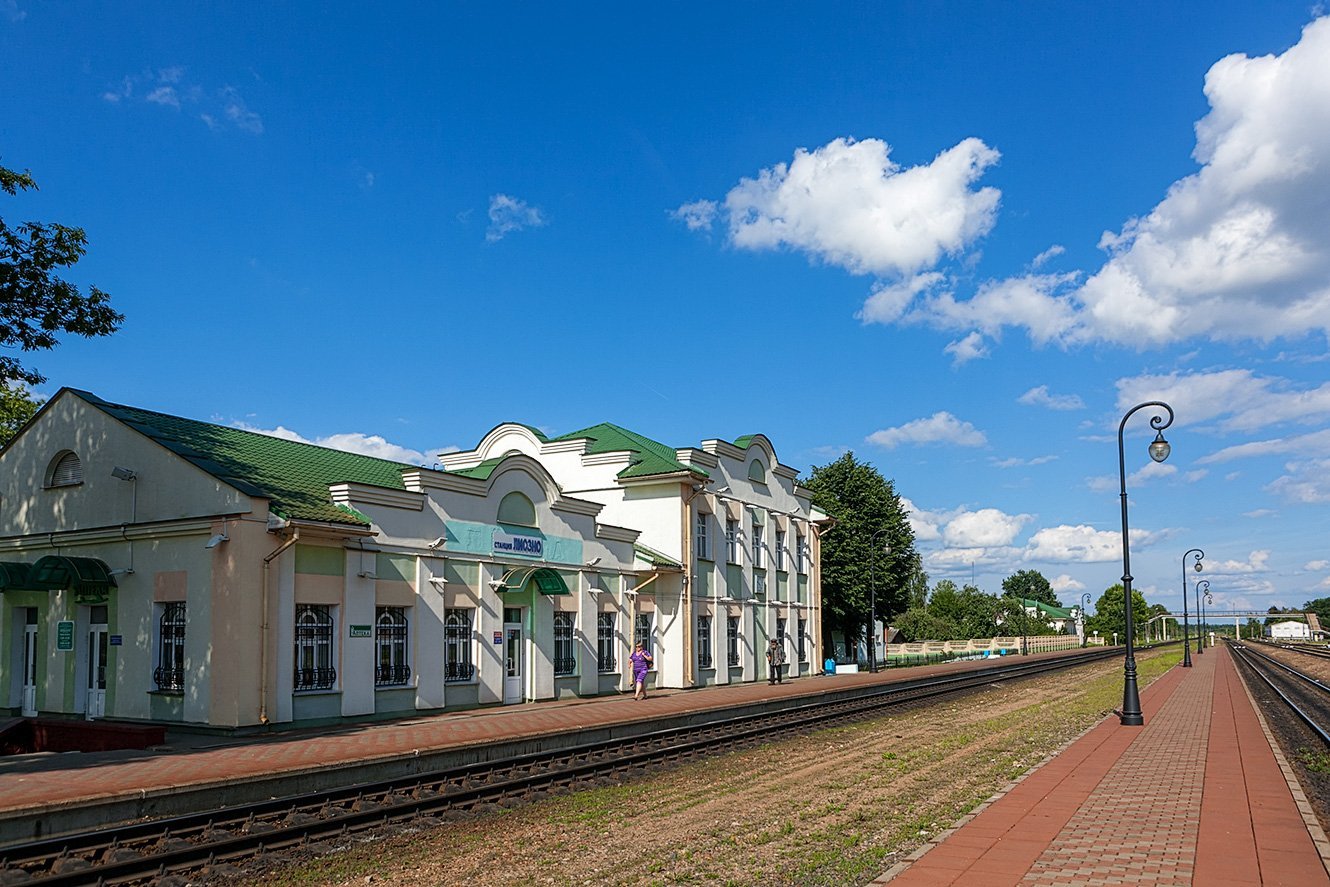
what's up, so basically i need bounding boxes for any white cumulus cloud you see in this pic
[941,508,1032,548]
[894,17,1330,352]
[867,411,987,449]
[1023,524,1164,563]
[682,135,1000,278]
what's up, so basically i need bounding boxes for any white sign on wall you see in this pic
[493,531,543,558]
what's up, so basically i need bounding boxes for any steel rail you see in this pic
[1229,641,1330,747]
[1,646,1122,886]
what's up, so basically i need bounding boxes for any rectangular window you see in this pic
[375,606,410,686]
[554,612,576,676]
[597,612,617,672]
[154,602,186,693]
[796,533,806,573]
[754,572,767,598]
[752,523,765,569]
[294,604,336,691]
[727,615,740,667]
[797,617,808,662]
[444,608,475,682]
[726,519,738,562]
[776,616,787,648]
[697,615,713,669]
[635,612,654,659]
[775,530,786,571]
[696,512,710,560]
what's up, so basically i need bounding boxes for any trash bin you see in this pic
[824,658,836,675]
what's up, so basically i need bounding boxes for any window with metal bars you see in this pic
[374,607,410,686]
[596,612,617,672]
[553,612,576,676]
[775,530,786,571]
[444,609,474,682]
[153,602,186,692]
[752,523,765,568]
[635,612,653,659]
[697,614,713,669]
[727,615,740,667]
[797,617,807,662]
[294,604,336,690]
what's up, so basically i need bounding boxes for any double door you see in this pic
[86,620,108,720]
[20,615,37,717]
[503,607,524,705]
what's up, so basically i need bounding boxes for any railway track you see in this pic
[1228,640,1330,747]
[0,647,1124,886]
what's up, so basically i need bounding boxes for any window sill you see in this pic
[375,684,413,691]
[147,689,184,697]
[293,688,341,696]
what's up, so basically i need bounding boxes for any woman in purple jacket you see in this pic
[629,641,654,700]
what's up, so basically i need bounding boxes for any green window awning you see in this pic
[498,566,570,595]
[28,556,118,594]
[0,562,35,591]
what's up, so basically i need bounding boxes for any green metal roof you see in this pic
[634,542,682,569]
[552,422,705,480]
[72,389,415,527]
[448,456,506,480]
[1022,598,1075,619]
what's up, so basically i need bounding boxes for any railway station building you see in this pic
[0,389,826,731]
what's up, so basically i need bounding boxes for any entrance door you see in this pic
[21,612,37,717]
[503,610,524,704]
[86,623,108,720]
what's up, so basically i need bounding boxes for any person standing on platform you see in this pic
[629,641,653,700]
[767,639,787,684]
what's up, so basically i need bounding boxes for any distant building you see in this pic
[1268,620,1311,641]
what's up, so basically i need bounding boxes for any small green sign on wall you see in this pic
[349,624,372,638]
[56,620,75,651]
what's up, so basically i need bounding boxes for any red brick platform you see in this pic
[874,644,1330,886]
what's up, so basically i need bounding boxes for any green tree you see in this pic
[2,162,123,387]
[893,606,959,643]
[1001,569,1059,607]
[927,580,1003,638]
[1146,603,1170,642]
[804,452,917,651]
[1303,597,1330,627]
[1086,584,1150,642]
[0,383,43,445]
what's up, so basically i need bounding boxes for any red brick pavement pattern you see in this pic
[876,647,1330,886]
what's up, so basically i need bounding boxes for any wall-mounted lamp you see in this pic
[487,579,507,592]
[204,533,229,549]
[585,556,602,567]
[357,571,377,579]
[109,568,135,577]
[426,536,447,550]
[713,485,729,495]
[111,466,137,481]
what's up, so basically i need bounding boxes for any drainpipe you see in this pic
[259,528,299,726]
[681,480,710,688]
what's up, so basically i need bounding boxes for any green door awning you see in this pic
[28,556,118,595]
[498,566,571,595]
[0,562,35,591]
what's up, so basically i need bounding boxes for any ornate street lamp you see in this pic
[1080,592,1092,647]
[1116,401,1174,726]
[1180,549,1203,667]
[868,529,890,673]
[1196,579,1211,654]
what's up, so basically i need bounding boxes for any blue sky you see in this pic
[4,2,1328,616]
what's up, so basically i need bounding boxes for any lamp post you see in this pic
[1196,579,1210,654]
[1116,401,1174,727]
[868,529,889,673]
[1180,549,1202,667]
[1080,592,1092,647]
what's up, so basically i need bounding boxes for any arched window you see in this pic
[294,605,336,690]
[374,607,410,686]
[497,491,537,527]
[747,459,767,484]
[46,451,83,487]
